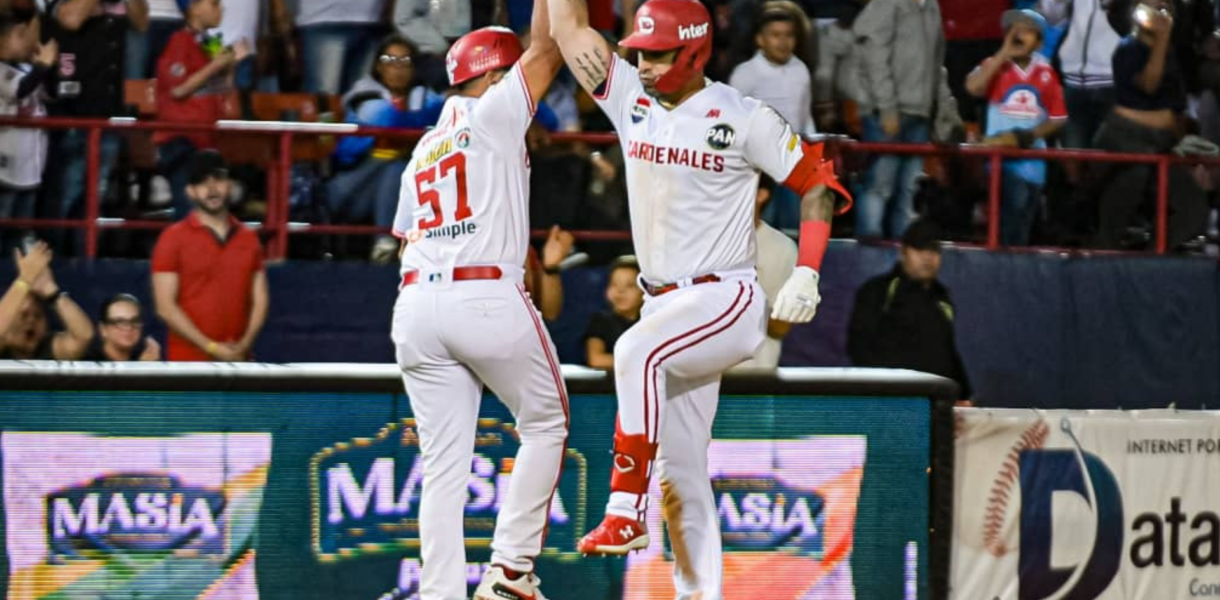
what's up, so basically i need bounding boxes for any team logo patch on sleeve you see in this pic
[455,128,471,148]
[706,123,736,150]
[631,97,651,124]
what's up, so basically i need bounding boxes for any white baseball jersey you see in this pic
[392,63,535,274]
[389,60,570,600]
[592,54,809,283]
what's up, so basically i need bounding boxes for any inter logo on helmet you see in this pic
[638,16,655,34]
[678,22,709,40]
[706,123,735,150]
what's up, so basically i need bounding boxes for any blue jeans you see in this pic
[299,24,385,94]
[856,114,929,239]
[327,158,407,227]
[0,186,36,253]
[40,129,121,254]
[126,18,184,79]
[1001,172,1041,246]
[234,56,280,93]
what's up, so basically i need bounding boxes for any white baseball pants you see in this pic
[606,273,766,600]
[392,273,569,600]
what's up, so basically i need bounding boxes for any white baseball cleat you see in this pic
[473,565,549,600]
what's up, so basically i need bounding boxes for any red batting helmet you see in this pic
[619,0,713,95]
[446,26,524,86]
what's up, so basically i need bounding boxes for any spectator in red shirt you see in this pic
[151,151,268,362]
[155,0,249,218]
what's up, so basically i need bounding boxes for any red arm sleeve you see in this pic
[782,141,853,216]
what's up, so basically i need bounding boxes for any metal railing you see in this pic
[0,115,1214,259]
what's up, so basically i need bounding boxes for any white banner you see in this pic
[952,409,1220,600]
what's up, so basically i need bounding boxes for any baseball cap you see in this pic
[901,219,942,252]
[1001,9,1047,36]
[187,150,230,185]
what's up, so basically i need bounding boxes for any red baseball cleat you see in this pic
[577,514,650,555]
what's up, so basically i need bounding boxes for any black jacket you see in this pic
[847,265,972,398]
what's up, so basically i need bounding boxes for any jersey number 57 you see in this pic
[414,153,471,230]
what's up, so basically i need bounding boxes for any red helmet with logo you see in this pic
[446,26,524,86]
[619,0,713,95]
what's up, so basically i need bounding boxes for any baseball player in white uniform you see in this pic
[548,0,852,597]
[388,4,567,599]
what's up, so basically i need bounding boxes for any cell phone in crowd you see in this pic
[1134,3,1156,26]
[18,233,40,257]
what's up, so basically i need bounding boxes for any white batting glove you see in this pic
[771,266,821,323]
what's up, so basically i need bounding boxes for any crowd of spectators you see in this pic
[0,0,1218,255]
[5,0,1220,383]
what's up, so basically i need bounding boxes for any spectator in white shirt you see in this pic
[728,0,816,231]
[296,0,388,94]
[0,3,55,253]
[729,0,816,137]
[219,0,290,91]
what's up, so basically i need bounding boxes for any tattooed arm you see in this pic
[548,0,615,93]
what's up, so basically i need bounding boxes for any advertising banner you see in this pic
[624,437,865,600]
[2,432,271,600]
[953,409,1220,600]
[311,417,588,561]
[0,391,931,600]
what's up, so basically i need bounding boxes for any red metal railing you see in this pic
[0,115,1216,259]
[832,140,1220,254]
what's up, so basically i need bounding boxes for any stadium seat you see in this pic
[246,92,342,162]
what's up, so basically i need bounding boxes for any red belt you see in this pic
[643,274,721,297]
[401,266,503,287]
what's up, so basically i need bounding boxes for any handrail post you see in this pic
[987,152,1002,250]
[1155,156,1169,255]
[85,126,102,259]
[275,131,292,260]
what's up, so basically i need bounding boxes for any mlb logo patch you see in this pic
[631,97,651,124]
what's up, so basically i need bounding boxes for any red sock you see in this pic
[498,566,524,580]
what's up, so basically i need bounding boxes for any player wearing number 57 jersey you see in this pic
[389,3,566,600]
[549,0,852,598]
